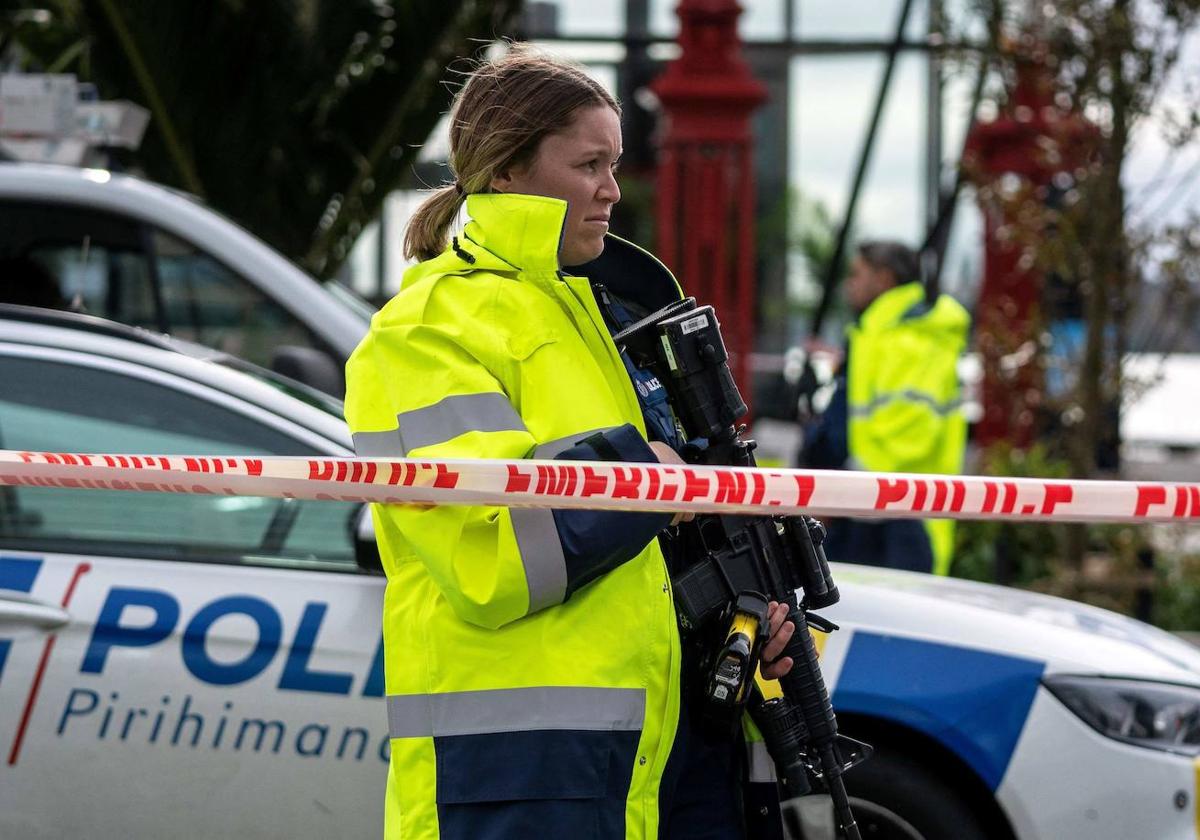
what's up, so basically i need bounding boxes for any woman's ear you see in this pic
[490,169,512,193]
[491,157,530,193]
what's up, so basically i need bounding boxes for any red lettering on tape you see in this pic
[714,470,747,505]
[982,482,998,513]
[912,480,928,511]
[681,470,711,503]
[541,464,577,496]
[1001,482,1018,514]
[433,464,460,489]
[1040,484,1073,515]
[581,467,609,497]
[1174,487,1189,517]
[750,472,766,506]
[612,467,642,500]
[657,468,679,502]
[401,464,419,487]
[794,474,815,507]
[949,481,965,512]
[245,459,262,477]
[1134,485,1167,517]
[931,480,948,512]
[875,478,909,510]
[505,464,532,493]
[309,461,335,481]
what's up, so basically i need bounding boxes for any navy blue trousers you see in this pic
[658,699,746,839]
[822,517,934,573]
[430,704,746,840]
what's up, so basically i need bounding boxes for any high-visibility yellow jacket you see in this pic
[344,193,686,839]
[846,281,971,575]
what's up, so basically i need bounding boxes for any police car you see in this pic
[1,306,1199,840]
[0,162,373,395]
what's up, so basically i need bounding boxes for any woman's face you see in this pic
[491,104,622,266]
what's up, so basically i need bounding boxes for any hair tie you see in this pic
[454,182,465,196]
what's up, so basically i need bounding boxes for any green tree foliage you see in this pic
[2,0,521,277]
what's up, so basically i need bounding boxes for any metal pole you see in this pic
[920,46,990,298]
[621,0,654,171]
[809,0,916,338]
[925,0,944,239]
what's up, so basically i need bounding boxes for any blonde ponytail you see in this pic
[403,184,466,262]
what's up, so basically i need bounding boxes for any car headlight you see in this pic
[1044,675,1200,756]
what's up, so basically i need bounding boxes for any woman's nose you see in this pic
[599,169,621,204]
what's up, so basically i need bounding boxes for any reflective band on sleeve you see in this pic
[746,739,777,782]
[533,426,619,459]
[386,686,646,739]
[510,507,568,612]
[849,389,961,419]
[395,392,527,454]
[352,429,405,457]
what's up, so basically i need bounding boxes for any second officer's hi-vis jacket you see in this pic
[345,192,694,839]
[846,280,971,575]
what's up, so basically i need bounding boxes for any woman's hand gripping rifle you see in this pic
[614,299,871,840]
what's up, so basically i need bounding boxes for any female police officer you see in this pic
[343,46,794,840]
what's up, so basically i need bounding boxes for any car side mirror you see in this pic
[271,345,344,397]
[353,504,383,574]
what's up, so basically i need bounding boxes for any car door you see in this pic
[0,343,385,839]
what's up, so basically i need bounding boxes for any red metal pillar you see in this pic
[963,36,1097,448]
[652,0,765,407]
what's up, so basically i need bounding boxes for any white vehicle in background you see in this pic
[0,162,373,395]
[2,307,1200,839]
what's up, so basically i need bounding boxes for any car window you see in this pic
[0,354,358,570]
[0,200,159,328]
[0,200,334,375]
[153,229,326,371]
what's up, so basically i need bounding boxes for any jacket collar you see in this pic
[856,282,927,333]
[459,192,566,273]
[405,191,682,312]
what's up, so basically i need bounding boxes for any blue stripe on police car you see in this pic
[0,556,43,681]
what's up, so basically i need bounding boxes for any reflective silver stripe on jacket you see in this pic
[848,389,961,419]
[352,429,404,457]
[510,507,569,612]
[386,686,646,739]
[746,738,777,782]
[532,426,620,459]
[352,392,527,457]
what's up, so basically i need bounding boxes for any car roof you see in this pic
[0,162,370,358]
[0,303,353,451]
